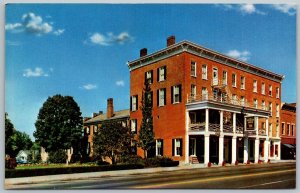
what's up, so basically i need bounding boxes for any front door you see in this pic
[190,138,196,156]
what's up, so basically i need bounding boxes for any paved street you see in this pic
[7,162,296,189]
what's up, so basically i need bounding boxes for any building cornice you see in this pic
[128,41,285,83]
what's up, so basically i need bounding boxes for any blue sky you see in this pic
[5,4,296,139]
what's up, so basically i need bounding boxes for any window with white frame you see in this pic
[145,70,153,84]
[276,87,279,98]
[253,99,258,108]
[191,84,196,99]
[276,124,279,137]
[269,85,272,96]
[281,122,285,135]
[94,125,98,133]
[191,61,196,77]
[241,96,245,106]
[158,66,166,82]
[202,87,208,100]
[232,73,236,87]
[261,82,265,95]
[173,138,182,156]
[232,94,237,104]
[261,100,265,110]
[222,71,227,85]
[291,125,294,136]
[86,127,90,135]
[131,119,137,133]
[202,64,207,80]
[156,139,163,156]
[158,88,166,107]
[172,85,181,103]
[253,80,257,93]
[287,124,290,136]
[241,76,245,89]
[276,104,279,117]
[131,95,138,111]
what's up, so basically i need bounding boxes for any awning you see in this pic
[282,144,295,149]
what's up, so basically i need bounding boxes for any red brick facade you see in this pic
[129,36,284,163]
[280,103,296,145]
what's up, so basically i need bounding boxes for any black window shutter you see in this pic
[164,88,166,105]
[144,72,147,84]
[164,66,167,80]
[130,96,132,111]
[151,70,153,83]
[161,139,164,156]
[151,91,153,107]
[157,89,159,106]
[179,139,183,156]
[136,95,138,111]
[171,86,174,104]
[172,139,175,156]
[157,68,159,82]
[179,85,182,103]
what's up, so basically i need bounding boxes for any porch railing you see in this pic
[189,122,205,131]
[223,125,233,133]
[208,123,220,132]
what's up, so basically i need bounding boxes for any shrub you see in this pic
[70,154,81,163]
[5,157,17,169]
[144,157,160,167]
[119,155,144,165]
[48,150,67,163]
[5,164,144,178]
[96,161,110,166]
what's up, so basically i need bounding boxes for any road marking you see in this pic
[131,169,296,189]
[238,179,295,188]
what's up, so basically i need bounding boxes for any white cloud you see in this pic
[216,4,266,15]
[6,12,64,36]
[6,40,21,46]
[271,4,296,16]
[22,13,53,35]
[81,84,97,90]
[116,80,125,87]
[226,50,251,61]
[53,29,65,36]
[88,32,133,46]
[5,23,23,31]
[23,67,49,77]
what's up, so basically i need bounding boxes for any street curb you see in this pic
[5,160,296,186]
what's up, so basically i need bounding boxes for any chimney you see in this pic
[140,48,147,57]
[92,113,98,117]
[167,35,175,47]
[107,98,114,118]
[99,111,103,115]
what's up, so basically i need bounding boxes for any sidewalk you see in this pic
[5,160,296,186]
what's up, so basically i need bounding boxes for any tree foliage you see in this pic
[5,113,33,157]
[138,81,155,158]
[93,121,131,164]
[34,94,83,153]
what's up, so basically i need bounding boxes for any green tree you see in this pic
[93,121,131,164]
[138,81,155,158]
[5,113,15,157]
[34,94,83,163]
[5,113,33,157]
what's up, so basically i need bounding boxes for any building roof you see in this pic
[281,103,296,112]
[128,40,285,83]
[84,109,130,124]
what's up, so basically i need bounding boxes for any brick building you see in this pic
[128,36,284,165]
[280,103,296,159]
[83,98,130,158]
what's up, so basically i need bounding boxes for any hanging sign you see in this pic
[246,117,255,130]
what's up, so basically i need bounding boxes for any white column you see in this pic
[220,110,223,132]
[232,136,237,164]
[233,113,236,134]
[254,138,259,163]
[266,118,269,137]
[244,138,249,163]
[205,108,209,132]
[204,134,210,164]
[278,142,281,160]
[219,135,224,165]
[264,138,269,162]
[255,116,259,136]
[185,111,189,164]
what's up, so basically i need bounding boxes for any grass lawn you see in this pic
[16,163,98,170]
